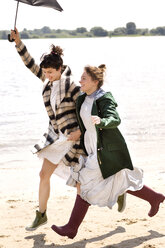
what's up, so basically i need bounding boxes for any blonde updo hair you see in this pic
[84,64,106,88]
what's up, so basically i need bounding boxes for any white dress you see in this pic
[69,95,144,208]
[38,80,73,180]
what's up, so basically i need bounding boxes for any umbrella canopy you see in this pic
[8,0,63,42]
[14,0,63,12]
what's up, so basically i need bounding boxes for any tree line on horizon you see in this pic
[1,22,165,39]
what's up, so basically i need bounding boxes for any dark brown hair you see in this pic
[84,64,106,88]
[40,45,64,70]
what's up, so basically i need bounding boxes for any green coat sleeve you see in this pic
[96,93,121,129]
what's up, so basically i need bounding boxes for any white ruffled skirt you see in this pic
[37,131,73,180]
[67,153,144,209]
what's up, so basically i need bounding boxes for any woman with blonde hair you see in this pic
[51,64,165,239]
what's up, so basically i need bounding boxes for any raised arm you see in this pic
[10,28,45,82]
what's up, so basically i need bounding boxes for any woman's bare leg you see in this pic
[25,159,58,231]
[39,158,58,213]
[76,183,81,195]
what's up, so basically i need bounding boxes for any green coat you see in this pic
[76,90,134,179]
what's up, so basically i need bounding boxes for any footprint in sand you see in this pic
[0,235,10,238]
[6,199,21,203]
[10,205,16,208]
[117,218,147,225]
[143,245,156,248]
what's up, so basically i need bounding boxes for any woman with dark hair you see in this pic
[51,64,165,239]
[10,28,84,231]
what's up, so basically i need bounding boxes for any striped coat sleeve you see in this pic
[15,41,45,82]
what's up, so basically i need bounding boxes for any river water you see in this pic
[0,36,165,173]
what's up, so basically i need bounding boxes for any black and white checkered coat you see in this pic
[15,41,84,167]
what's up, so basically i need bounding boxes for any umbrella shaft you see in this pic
[14,1,20,29]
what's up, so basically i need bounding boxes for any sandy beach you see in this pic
[0,143,165,248]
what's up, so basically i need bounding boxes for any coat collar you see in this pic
[42,65,72,108]
[55,65,72,108]
[77,88,105,104]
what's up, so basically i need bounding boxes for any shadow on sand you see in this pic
[25,227,164,248]
[101,230,164,248]
[25,226,125,248]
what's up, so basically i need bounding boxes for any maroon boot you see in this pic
[51,194,90,239]
[127,185,165,217]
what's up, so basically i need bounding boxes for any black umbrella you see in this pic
[8,0,63,42]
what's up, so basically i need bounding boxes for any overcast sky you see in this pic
[1,0,165,31]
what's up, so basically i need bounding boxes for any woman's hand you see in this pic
[67,129,81,141]
[91,115,101,125]
[10,28,21,46]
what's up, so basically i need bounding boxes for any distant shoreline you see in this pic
[1,22,165,39]
[1,34,164,40]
